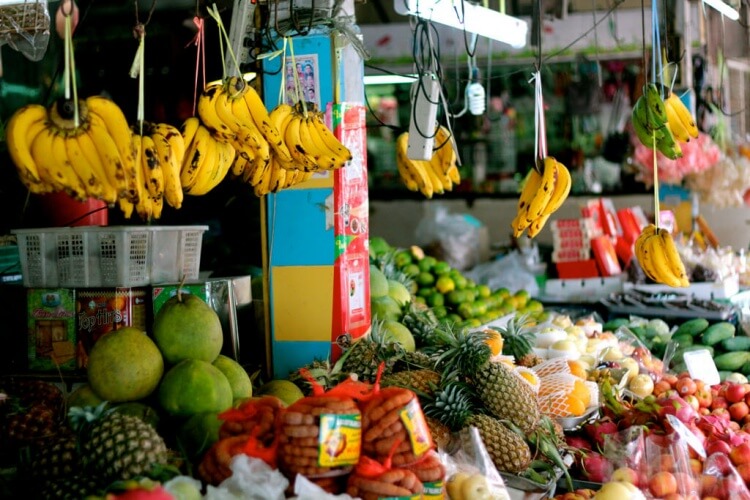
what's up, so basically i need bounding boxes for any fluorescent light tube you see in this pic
[363,74,418,85]
[394,0,528,49]
[702,0,739,20]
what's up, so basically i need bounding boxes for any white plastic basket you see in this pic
[13,225,208,288]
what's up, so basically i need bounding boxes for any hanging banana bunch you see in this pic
[511,71,571,239]
[395,126,461,198]
[177,117,236,198]
[634,224,689,287]
[511,157,572,238]
[631,83,685,160]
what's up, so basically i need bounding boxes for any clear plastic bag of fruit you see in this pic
[204,454,289,500]
[700,451,750,500]
[613,326,665,381]
[440,427,511,500]
[597,426,648,482]
[640,432,701,499]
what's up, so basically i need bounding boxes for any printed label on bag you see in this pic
[399,398,432,458]
[422,480,444,499]
[318,413,361,467]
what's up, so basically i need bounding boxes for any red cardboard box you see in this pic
[615,237,635,267]
[616,208,643,244]
[599,199,623,238]
[552,248,591,263]
[552,234,591,250]
[591,236,622,276]
[556,260,600,279]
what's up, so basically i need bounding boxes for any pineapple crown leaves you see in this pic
[422,381,477,431]
[433,324,492,379]
[68,402,116,437]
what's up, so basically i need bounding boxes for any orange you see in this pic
[484,329,504,357]
[566,394,587,417]
[572,380,591,407]
[567,360,587,379]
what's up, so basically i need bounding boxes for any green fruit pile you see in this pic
[369,236,544,329]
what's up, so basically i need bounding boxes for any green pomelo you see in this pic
[212,355,253,400]
[387,280,412,307]
[256,380,304,407]
[382,320,416,353]
[371,295,402,322]
[159,359,233,417]
[153,293,223,365]
[370,265,389,298]
[87,327,164,403]
[67,384,104,409]
[176,411,223,460]
[368,237,391,258]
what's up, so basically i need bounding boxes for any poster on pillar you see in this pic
[331,102,370,360]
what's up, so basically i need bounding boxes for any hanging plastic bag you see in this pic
[0,0,50,61]
[415,204,483,271]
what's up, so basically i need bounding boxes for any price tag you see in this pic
[683,349,721,386]
[666,414,707,459]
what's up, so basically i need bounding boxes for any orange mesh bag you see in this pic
[360,364,435,467]
[218,395,283,443]
[277,369,369,494]
[197,429,278,486]
[346,440,424,500]
[405,449,446,498]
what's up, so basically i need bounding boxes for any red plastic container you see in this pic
[39,192,108,227]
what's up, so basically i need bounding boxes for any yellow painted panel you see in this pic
[289,171,333,190]
[272,265,333,341]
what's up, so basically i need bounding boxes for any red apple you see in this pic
[726,383,748,404]
[712,396,729,410]
[731,401,750,421]
[677,377,698,397]
[730,421,741,431]
[662,373,679,387]
[730,442,750,466]
[712,407,731,421]
[650,471,678,497]
[654,380,673,396]
[706,439,732,455]
[660,454,677,472]
[700,407,711,416]
[611,466,640,486]
[736,462,750,483]
[697,387,713,408]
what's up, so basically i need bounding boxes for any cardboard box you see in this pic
[591,236,622,277]
[552,248,591,263]
[27,288,76,371]
[76,288,148,367]
[556,260,600,279]
[552,234,591,250]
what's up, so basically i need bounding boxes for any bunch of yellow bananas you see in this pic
[176,117,236,201]
[511,157,571,238]
[6,96,139,207]
[395,127,461,198]
[664,93,700,143]
[632,84,697,160]
[635,224,690,287]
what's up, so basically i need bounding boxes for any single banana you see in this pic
[427,154,453,192]
[191,140,234,196]
[253,160,273,196]
[269,104,300,169]
[85,96,138,199]
[133,134,153,220]
[151,133,183,209]
[75,128,118,204]
[151,194,164,220]
[631,106,659,149]
[657,228,690,287]
[181,117,201,148]
[540,159,571,217]
[642,83,668,125]
[526,158,558,221]
[64,132,106,201]
[655,125,683,160]
[140,134,164,200]
[527,214,551,238]
[664,99,692,143]
[308,111,352,164]
[512,168,544,236]
[633,97,666,140]
[435,126,460,183]
[152,122,186,164]
[422,158,446,195]
[268,158,287,193]
[665,93,699,139]
[197,84,234,142]
[635,224,659,282]
[30,128,66,193]
[5,104,46,190]
[85,116,130,201]
[396,133,433,198]
[118,197,135,219]
[395,153,419,192]
[230,155,250,178]
[53,132,88,200]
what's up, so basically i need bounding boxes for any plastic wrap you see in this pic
[465,250,541,298]
[204,455,289,500]
[441,427,512,499]
[0,0,50,61]
[415,204,482,271]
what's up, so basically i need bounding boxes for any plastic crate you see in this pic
[13,225,208,287]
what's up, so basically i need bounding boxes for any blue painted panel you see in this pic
[272,341,331,379]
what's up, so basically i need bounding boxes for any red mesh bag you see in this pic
[347,439,424,500]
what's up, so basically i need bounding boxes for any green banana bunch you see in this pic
[631,84,683,160]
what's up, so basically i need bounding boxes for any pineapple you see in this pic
[436,324,540,433]
[496,314,542,367]
[425,416,452,450]
[401,303,440,347]
[24,431,81,480]
[422,381,475,431]
[70,405,169,483]
[2,379,66,446]
[393,350,435,372]
[340,320,403,382]
[465,414,532,474]
[38,474,104,500]
[288,359,346,394]
[381,369,441,396]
